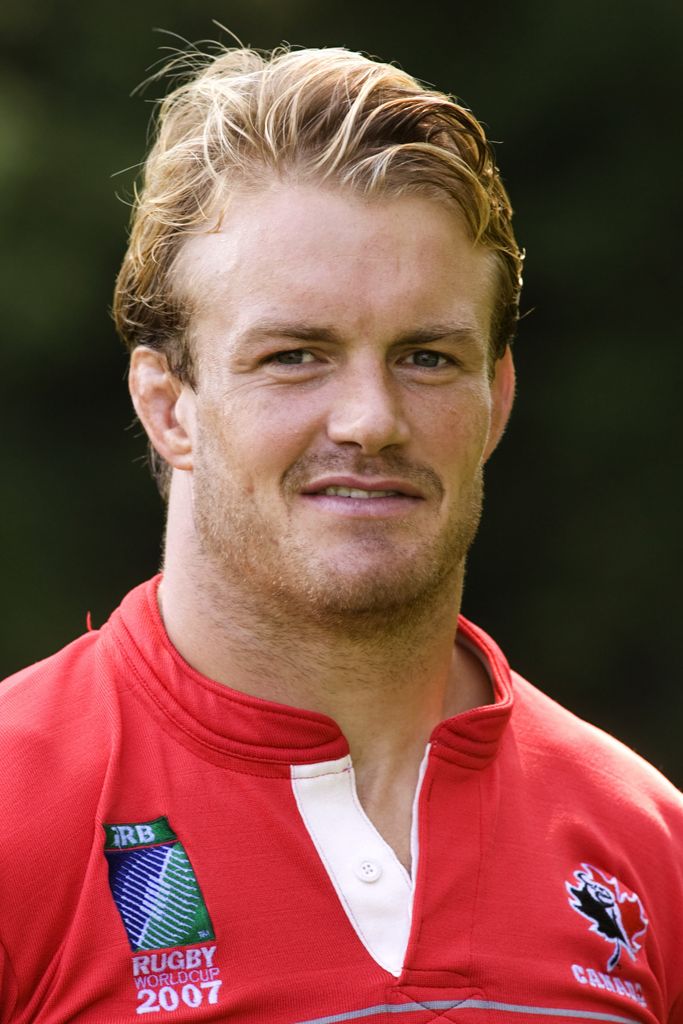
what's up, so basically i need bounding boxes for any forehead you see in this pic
[174,184,497,347]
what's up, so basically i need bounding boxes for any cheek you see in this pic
[199,391,319,494]
[414,391,492,478]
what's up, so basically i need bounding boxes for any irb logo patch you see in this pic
[104,816,215,952]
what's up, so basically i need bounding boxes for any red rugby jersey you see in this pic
[0,577,681,1023]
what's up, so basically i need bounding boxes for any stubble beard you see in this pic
[191,444,484,636]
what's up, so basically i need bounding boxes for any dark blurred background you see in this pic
[2,0,681,785]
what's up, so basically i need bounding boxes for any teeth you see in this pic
[321,487,400,498]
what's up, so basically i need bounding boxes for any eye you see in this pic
[404,349,451,369]
[269,349,316,365]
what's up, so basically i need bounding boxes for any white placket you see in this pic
[290,745,431,976]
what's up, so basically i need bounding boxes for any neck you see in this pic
[158,478,492,868]
[160,546,486,754]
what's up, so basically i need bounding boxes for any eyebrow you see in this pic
[239,320,481,346]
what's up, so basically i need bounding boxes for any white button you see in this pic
[355,859,382,883]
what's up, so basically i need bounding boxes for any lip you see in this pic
[301,475,426,499]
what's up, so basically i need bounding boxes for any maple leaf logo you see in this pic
[566,864,648,971]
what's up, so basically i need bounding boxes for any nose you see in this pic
[326,362,410,454]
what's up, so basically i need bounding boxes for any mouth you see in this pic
[316,486,403,499]
[302,476,426,500]
[299,476,426,518]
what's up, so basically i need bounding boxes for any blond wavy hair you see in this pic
[114,43,524,496]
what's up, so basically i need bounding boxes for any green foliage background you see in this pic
[2,1,681,784]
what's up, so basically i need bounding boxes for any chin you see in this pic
[277,551,463,625]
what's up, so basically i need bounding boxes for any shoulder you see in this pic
[1,628,110,752]
[0,630,118,850]
[0,628,124,987]
[460,614,682,820]
[507,671,683,984]
[509,669,683,823]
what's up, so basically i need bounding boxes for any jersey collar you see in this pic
[107,576,514,770]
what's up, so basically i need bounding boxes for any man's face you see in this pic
[174,184,510,620]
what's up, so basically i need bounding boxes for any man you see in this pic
[0,43,681,1024]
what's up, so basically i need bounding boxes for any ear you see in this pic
[483,346,515,462]
[128,347,196,472]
